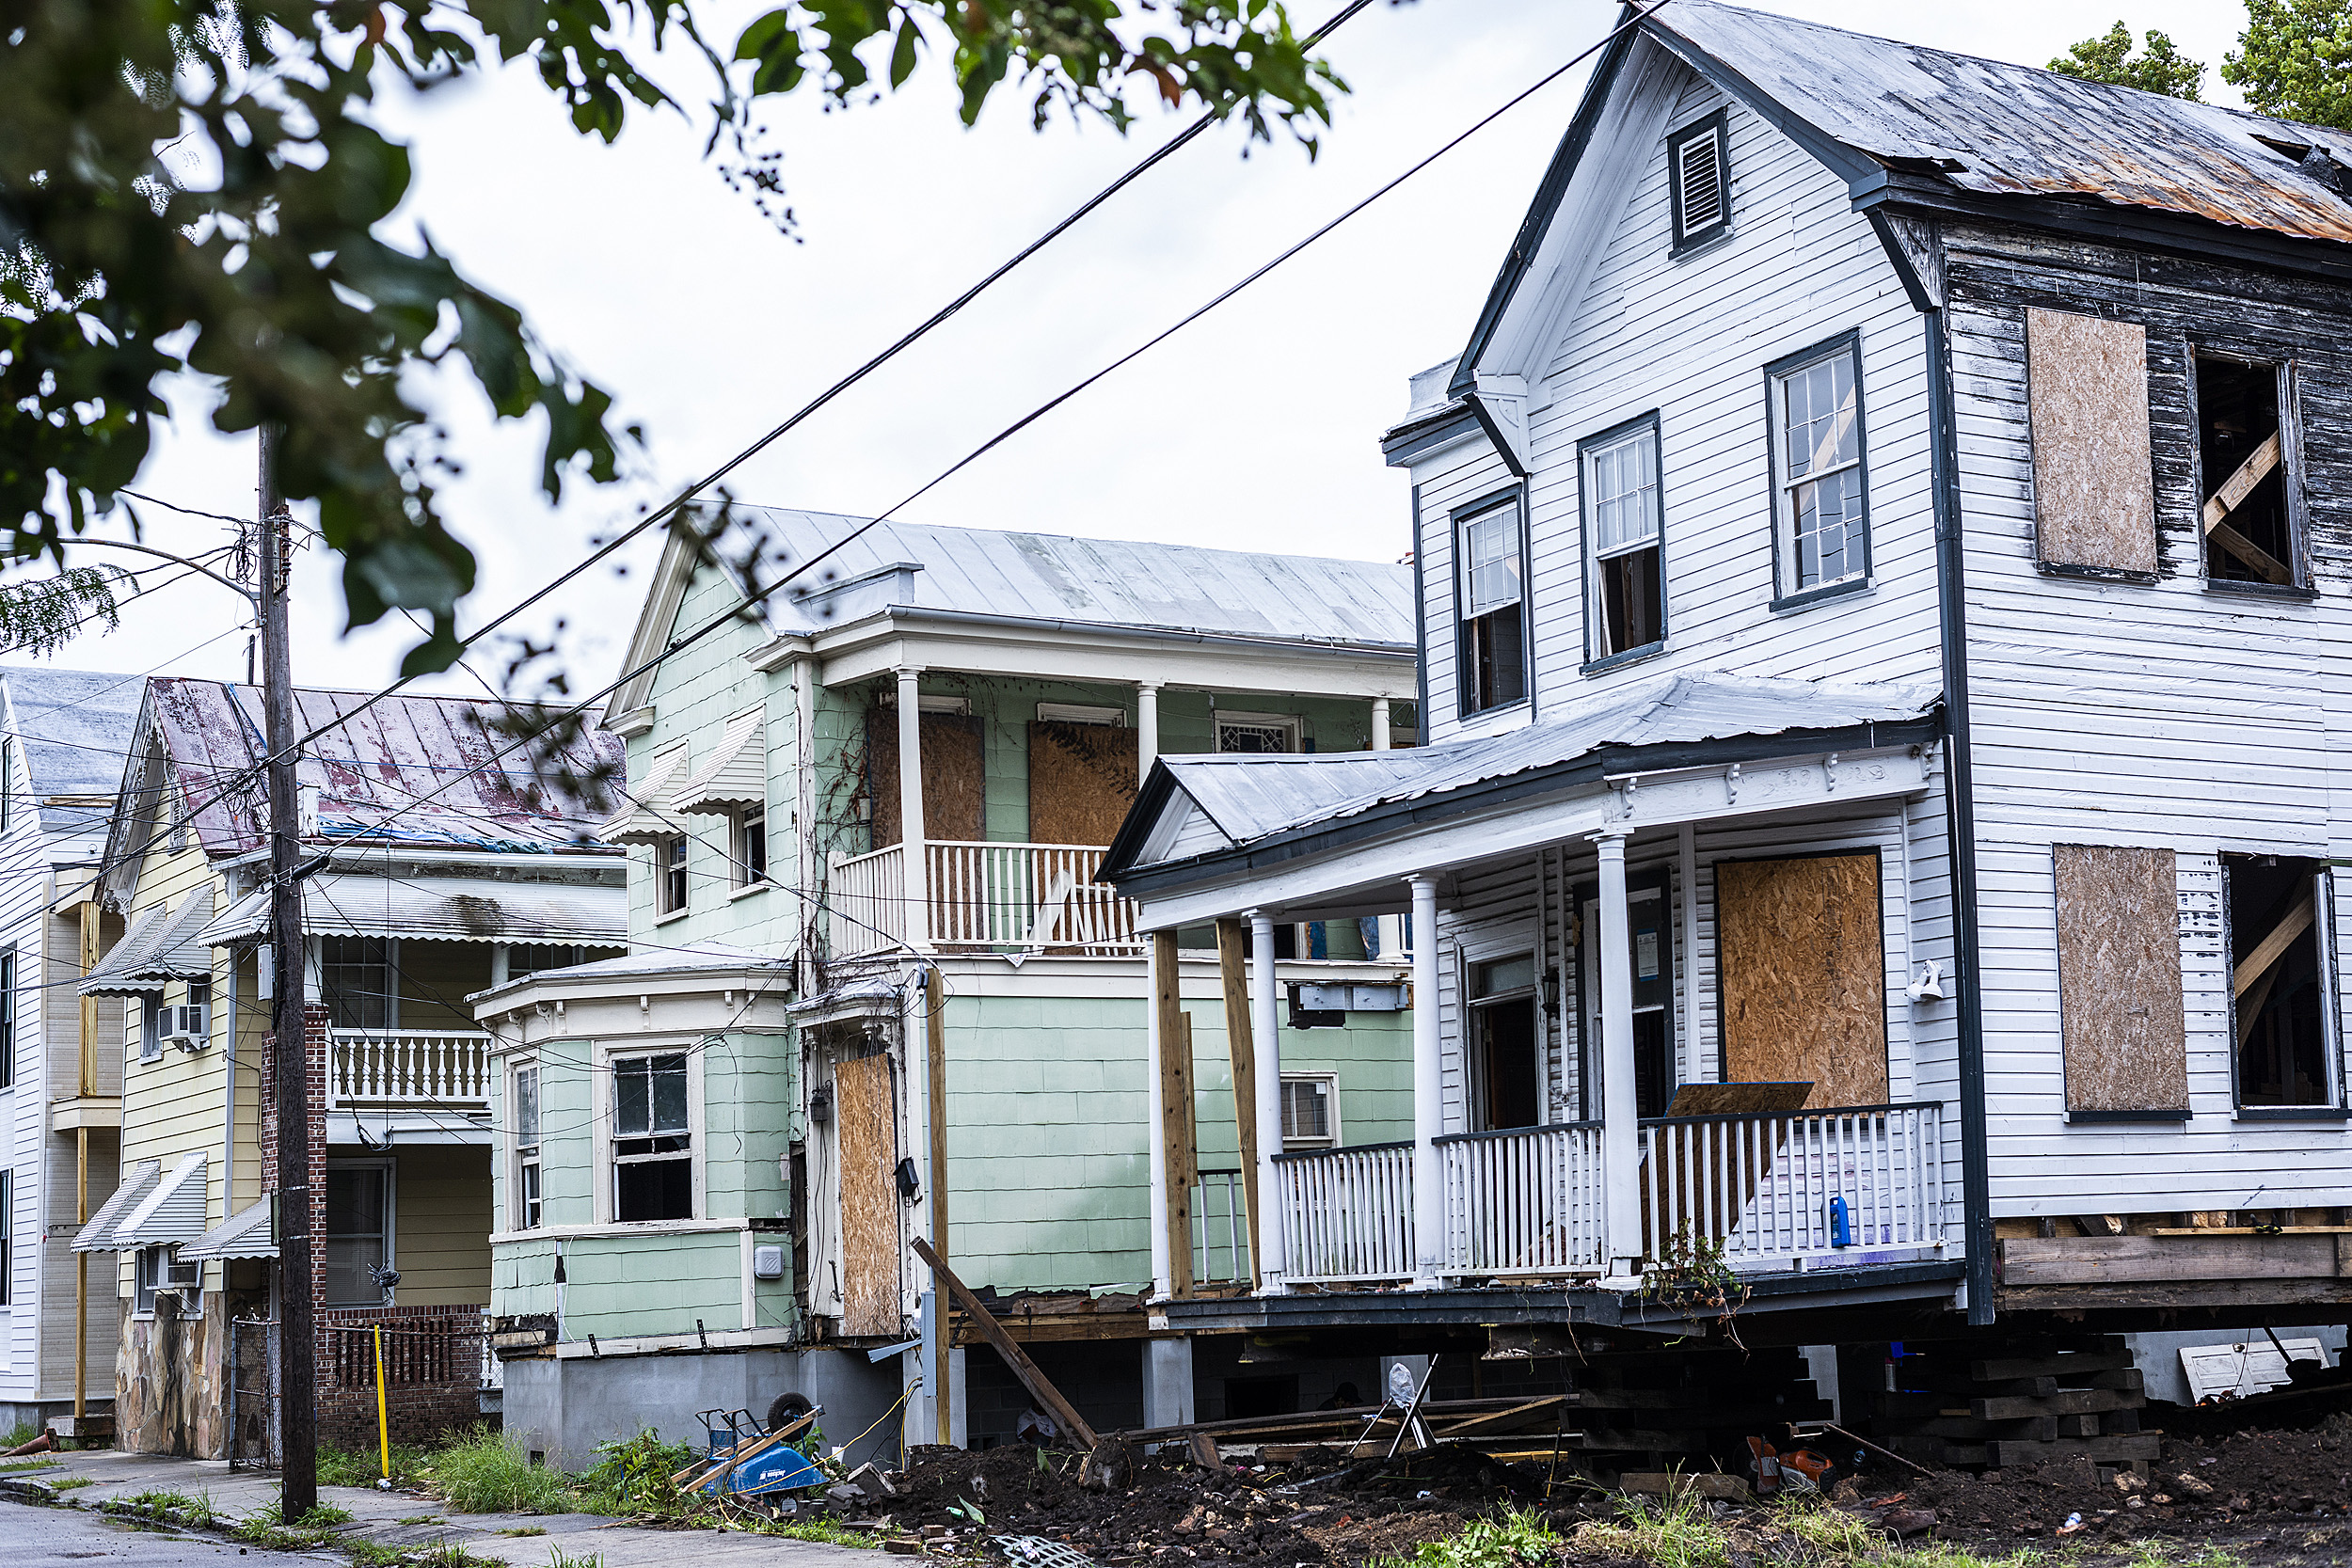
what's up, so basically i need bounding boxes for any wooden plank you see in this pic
[1424,1397,1570,1437]
[1026,721,1139,847]
[1715,853,1886,1107]
[913,1236,1098,1450]
[925,965,950,1448]
[2053,846,2187,1114]
[836,1053,901,1338]
[2233,888,2314,997]
[1215,917,1261,1291]
[1659,1083,1814,1117]
[1970,1388,2141,1420]
[1997,1233,2339,1284]
[1968,1348,2135,1381]
[1152,931,1195,1301]
[1996,1280,2352,1311]
[868,711,985,846]
[1992,1433,2160,1468]
[2201,431,2280,531]
[2026,309,2157,573]
[2208,520,2293,584]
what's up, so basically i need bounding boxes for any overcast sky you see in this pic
[12,0,2253,704]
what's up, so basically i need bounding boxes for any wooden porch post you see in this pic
[75,899,98,1422]
[1407,875,1442,1287]
[1248,912,1284,1291]
[1152,930,1195,1298]
[1592,828,1644,1279]
[896,668,929,951]
[1215,918,1263,1288]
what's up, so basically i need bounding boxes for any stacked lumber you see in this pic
[1565,1345,1831,1461]
[1869,1337,2156,1471]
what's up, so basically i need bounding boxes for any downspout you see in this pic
[1923,289,1997,1327]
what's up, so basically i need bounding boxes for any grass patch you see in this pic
[0,1458,60,1473]
[51,1477,96,1492]
[546,1551,603,1568]
[1381,1509,1574,1568]
[412,1543,503,1568]
[399,1514,442,1525]
[322,1439,434,1490]
[2,1422,36,1449]
[347,1543,409,1568]
[571,1429,703,1518]
[500,1526,549,1537]
[430,1425,574,1515]
[763,1517,880,1548]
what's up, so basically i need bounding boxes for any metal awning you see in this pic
[670,707,766,815]
[197,872,626,945]
[79,889,215,995]
[73,1159,160,1251]
[180,1197,276,1262]
[601,747,691,846]
[108,1151,209,1250]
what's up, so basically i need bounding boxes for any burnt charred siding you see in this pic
[1943,220,2352,1218]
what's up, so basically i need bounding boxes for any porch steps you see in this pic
[1870,1337,2155,1472]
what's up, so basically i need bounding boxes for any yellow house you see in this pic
[72,678,625,1458]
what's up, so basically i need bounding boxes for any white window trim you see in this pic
[655,834,691,922]
[732,804,771,893]
[133,1243,201,1320]
[1279,1071,1341,1151]
[1037,703,1126,726]
[1581,418,1666,665]
[1214,711,1301,752]
[324,1157,396,1308]
[881,691,972,715]
[1768,334,1871,605]
[593,1040,706,1226]
[510,1056,544,1232]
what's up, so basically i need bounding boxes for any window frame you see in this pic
[0,949,14,1089]
[2225,858,2347,1119]
[128,991,161,1064]
[1665,108,1732,256]
[0,1168,9,1306]
[1763,329,1873,610]
[511,1057,544,1231]
[596,1044,703,1225]
[656,834,691,920]
[1579,411,1668,673]
[1278,1072,1341,1151]
[2188,349,2312,597]
[321,935,397,1033]
[1214,711,1301,754]
[732,803,770,893]
[323,1157,396,1307]
[1452,486,1532,721]
[133,1243,201,1319]
[0,736,13,836]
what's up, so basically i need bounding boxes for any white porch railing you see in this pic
[1640,1101,1945,1272]
[1192,1167,1252,1286]
[1439,1122,1606,1277]
[828,841,1140,958]
[1274,1139,1416,1283]
[329,1029,493,1110]
[1272,1101,1948,1287]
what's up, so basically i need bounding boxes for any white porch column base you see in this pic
[897,667,930,952]
[1407,874,1443,1288]
[1248,911,1286,1293]
[1592,828,1643,1276]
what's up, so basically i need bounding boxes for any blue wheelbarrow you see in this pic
[693,1402,827,1500]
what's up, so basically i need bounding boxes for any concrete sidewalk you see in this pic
[0,1449,882,1568]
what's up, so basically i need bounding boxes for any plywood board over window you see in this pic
[834,1052,901,1338]
[867,711,985,847]
[1028,721,1139,846]
[2054,845,2188,1115]
[1716,851,1888,1108]
[2026,308,2158,574]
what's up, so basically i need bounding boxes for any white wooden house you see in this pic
[1105,0,2352,1398]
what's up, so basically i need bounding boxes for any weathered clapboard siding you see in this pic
[1408,434,1518,745]
[1946,223,2352,1213]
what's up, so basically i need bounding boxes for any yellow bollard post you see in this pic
[374,1325,390,1483]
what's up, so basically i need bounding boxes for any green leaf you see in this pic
[890,14,921,89]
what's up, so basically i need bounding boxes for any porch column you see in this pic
[897,667,930,951]
[1592,828,1643,1281]
[1371,697,1391,750]
[1248,911,1284,1291]
[1146,930,1170,1298]
[1407,874,1442,1287]
[1138,684,1161,774]
[1369,704,1402,959]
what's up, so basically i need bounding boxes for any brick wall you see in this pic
[317,1304,489,1449]
[260,1002,329,1316]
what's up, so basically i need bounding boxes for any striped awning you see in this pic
[79,889,215,995]
[74,1152,208,1251]
[180,1198,276,1262]
[197,873,625,946]
[670,707,767,815]
[601,745,691,845]
[72,1160,160,1251]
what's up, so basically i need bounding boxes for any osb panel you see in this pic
[1717,853,1888,1108]
[835,1053,901,1338]
[2054,844,2188,1112]
[2026,308,2157,574]
[868,711,986,847]
[1027,721,1139,847]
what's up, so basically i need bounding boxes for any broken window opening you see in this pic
[2195,355,2299,587]
[2227,855,2337,1109]
[1470,954,1541,1131]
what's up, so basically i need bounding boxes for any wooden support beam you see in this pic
[913,1236,1099,1450]
[2209,521,2293,584]
[1152,930,1195,1300]
[2202,433,2280,532]
[1214,917,1260,1289]
[925,964,951,1447]
[2234,888,2314,997]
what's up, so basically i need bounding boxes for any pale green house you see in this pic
[477,511,1419,1461]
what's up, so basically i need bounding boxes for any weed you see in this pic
[500,1526,549,1537]
[546,1551,604,1568]
[2179,1550,2247,1568]
[1384,1509,1573,1568]
[413,1542,503,1568]
[322,1439,432,1490]
[431,1425,574,1514]
[51,1477,96,1492]
[573,1428,701,1517]
[399,1513,442,1525]
[761,1516,880,1548]
[0,1458,60,1473]
[119,1487,195,1516]
[347,1543,408,1568]
[1,1422,36,1450]
[304,1504,357,1528]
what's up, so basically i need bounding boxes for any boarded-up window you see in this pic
[1716,852,1888,1108]
[868,710,985,847]
[2026,308,2157,574]
[834,1052,901,1337]
[2055,845,2187,1114]
[1027,721,1138,846]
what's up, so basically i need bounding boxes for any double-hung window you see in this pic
[1582,417,1664,663]
[1768,333,1869,604]
[513,1062,543,1229]
[734,805,769,889]
[613,1052,691,1221]
[322,936,395,1032]
[1455,494,1528,716]
[325,1162,392,1306]
[1279,1074,1338,1151]
[657,836,690,917]
[0,950,14,1088]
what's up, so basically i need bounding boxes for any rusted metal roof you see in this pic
[1656,0,2352,246]
[144,678,624,857]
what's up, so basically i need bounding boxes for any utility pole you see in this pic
[258,425,315,1519]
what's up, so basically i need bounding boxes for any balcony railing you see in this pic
[1192,1167,1252,1287]
[1272,1101,1947,1287]
[328,1029,493,1110]
[828,841,1140,958]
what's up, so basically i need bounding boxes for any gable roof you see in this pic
[0,666,146,839]
[605,510,1416,722]
[1454,0,2352,402]
[1104,673,1940,885]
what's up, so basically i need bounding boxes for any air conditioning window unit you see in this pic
[161,1004,210,1049]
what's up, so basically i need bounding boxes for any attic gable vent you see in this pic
[1666,110,1731,253]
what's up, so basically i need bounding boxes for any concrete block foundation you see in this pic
[501,1347,903,1473]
